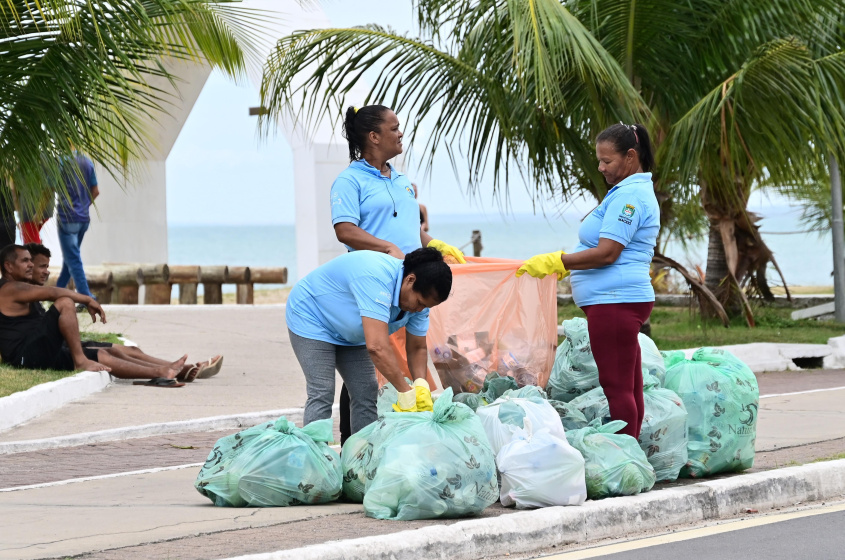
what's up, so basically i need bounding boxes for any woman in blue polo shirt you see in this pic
[517,123,659,440]
[286,248,452,435]
[330,104,465,442]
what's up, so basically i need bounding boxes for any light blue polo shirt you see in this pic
[286,250,430,346]
[330,159,422,254]
[569,173,660,307]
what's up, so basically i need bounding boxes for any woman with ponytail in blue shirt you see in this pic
[517,123,660,440]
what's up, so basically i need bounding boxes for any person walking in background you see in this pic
[330,103,466,443]
[18,185,55,244]
[55,151,99,298]
[517,123,659,440]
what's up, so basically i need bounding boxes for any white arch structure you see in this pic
[45,1,370,281]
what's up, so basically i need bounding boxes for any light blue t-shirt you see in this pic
[330,159,422,254]
[286,250,430,346]
[569,172,660,307]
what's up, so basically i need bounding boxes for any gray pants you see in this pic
[288,329,378,435]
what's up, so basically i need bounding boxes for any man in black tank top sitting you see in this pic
[0,245,224,384]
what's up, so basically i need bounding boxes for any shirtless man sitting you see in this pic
[1,244,223,386]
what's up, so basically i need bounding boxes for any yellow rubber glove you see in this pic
[413,378,434,412]
[427,239,467,264]
[393,387,418,412]
[515,250,569,280]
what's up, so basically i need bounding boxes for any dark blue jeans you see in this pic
[57,220,93,297]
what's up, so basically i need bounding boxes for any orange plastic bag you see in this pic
[427,256,558,393]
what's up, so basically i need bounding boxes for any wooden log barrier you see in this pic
[169,265,202,305]
[44,267,113,302]
[229,266,252,305]
[83,266,114,303]
[135,264,171,305]
[102,264,143,305]
[200,266,229,305]
[249,267,288,285]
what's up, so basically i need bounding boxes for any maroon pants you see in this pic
[581,301,654,439]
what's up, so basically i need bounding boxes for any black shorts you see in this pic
[17,306,112,371]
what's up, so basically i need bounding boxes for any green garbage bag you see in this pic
[502,385,548,401]
[362,388,499,520]
[195,417,342,507]
[660,350,687,382]
[194,420,278,507]
[547,318,599,402]
[566,420,656,499]
[547,399,591,431]
[567,376,688,482]
[663,347,759,478]
[450,371,518,412]
[376,382,400,416]
[453,391,487,411]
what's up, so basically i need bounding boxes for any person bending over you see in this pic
[0,245,223,383]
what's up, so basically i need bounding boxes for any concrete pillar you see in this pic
[81,61,212,265]
[292,143,349,277]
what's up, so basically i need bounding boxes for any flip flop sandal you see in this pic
[177,365,200,383]
[196,355,224,379]
[133,378,185,388]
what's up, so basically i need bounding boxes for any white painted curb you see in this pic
[0,404,338,455]
[223,459,845,560]
[0,336,142,433]
[0,370,113,432]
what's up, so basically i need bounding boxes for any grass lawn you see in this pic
[0,331,123,399]
[558,303,845,351]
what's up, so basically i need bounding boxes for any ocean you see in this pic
[169,207,836,290]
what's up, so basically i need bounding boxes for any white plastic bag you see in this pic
[476,396,566,456]
[497,418,586,508]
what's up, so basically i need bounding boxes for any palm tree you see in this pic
[260,0,845,323]
[1,0,268,215]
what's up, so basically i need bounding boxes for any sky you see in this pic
[165,0,792,227]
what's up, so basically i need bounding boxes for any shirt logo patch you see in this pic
[405,186,415,197]
[621,204,636,218]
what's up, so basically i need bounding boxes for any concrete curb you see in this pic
[0,405,338,455]
[223,459,845,560]
[0,336,141,433]
[0,370,113,433]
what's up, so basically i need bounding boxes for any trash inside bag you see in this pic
[663,347,759,478]
[477,396,567,456]
[345,388,499,520]
[566,420,656,499]
[503,385,548,401]
[547,318,599,402]
[547,399,591,431]
[497,418,587,509]
[567,375,689,481]
[453,391,487,411]
[195,417,342,507]
[428,257,557,393]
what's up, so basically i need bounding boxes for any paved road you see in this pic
[536,502,845,560]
